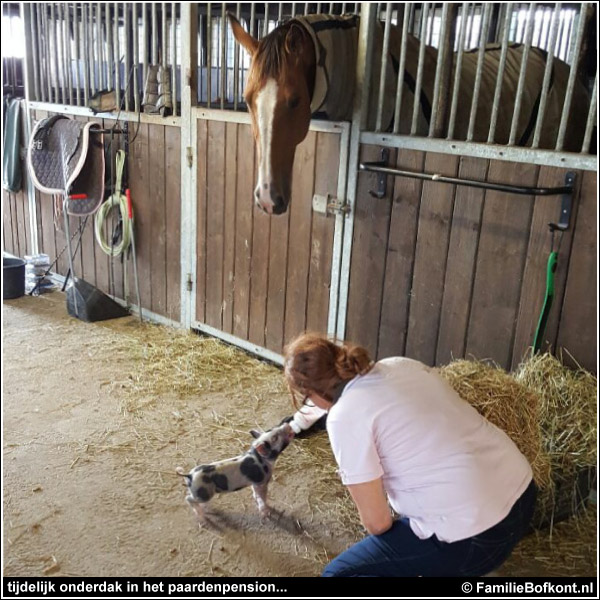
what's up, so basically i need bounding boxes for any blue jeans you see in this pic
[322,479,537,577]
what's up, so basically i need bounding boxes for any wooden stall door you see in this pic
[345,146,597,373]
[194,118,344,356]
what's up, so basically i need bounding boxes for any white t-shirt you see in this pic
[327,357,533,543]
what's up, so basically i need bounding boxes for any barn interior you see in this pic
[2,2,597,580]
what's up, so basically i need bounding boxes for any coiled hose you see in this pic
[95,149,132,256]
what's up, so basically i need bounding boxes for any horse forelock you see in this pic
[250,25,293,85]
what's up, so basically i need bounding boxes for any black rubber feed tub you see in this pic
[3,257,26,300]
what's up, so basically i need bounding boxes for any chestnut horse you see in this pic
[229,13,589,215]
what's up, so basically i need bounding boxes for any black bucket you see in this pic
[3,257,26,300]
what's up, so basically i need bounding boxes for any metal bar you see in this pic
[291,2,296,17]
[250,3,255,38]
[151,2,158,64]
[581,73,596,154]
[97,3,104,90]
[540,7,551,49]
[66,3,73,104]
[317,3,322,15]
[263,2,269,37]
[133,3,140,112]
[51,3,60,102]
[193,321,284,365]
[447,2,469,139]
[29,3,40,101]
[465,2,476,48]
[221,3,226,109]
[171,2,176,116]
[487,2,513,143]
[142,2,148,90]
[508,3,535,146]
[162,2,167,65]
[114,2,120,109]
[106,2,113,90]
[392,2,411,134]
[180,2,199,328]
[124,3,130,111]
[337,2,377,340]
[57,4,65,104]
[27,100,181,125]
[361,129,597,171]
[565,8,577,64]
[410,2,430,135]
[207,3,212,107]
[82,3,89,105]
[556,3,588,151]
[61,3,69,104]
[278,3,283,23]
[429,3,453,137]
[89,1,97,95]
[426,4,435,46]
[532,3,561,148]
[358,162,575,196]
[466,3,492,142]
[327,122,351,338]
[233,2,241,110]
[37,4,47,102]
[199,13,203,104]
[375,2,392,131]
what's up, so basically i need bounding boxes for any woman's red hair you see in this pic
[283,333,373,409]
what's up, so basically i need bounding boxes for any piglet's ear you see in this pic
[255,443,269,457]
[250,429,262,439]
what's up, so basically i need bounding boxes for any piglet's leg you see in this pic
[252,483,271,518]
[186,496,208,526]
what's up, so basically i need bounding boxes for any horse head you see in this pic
[229,14,315,215]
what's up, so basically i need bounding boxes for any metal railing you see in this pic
[25,3,181,116]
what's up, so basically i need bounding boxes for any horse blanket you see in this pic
[294,15,589,150]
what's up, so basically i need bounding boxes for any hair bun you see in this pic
[335,344,372,379]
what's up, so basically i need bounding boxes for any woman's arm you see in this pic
[346,477,393,535]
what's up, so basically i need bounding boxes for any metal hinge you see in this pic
[312,194,351,216]
[186,147,193,168]
[186,273,193,292]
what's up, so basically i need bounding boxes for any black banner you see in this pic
[2,577,598,598]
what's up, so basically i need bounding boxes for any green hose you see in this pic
[533,251,558,354]
[94,150,132,256]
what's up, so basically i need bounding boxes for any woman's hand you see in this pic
[346,477,393,536]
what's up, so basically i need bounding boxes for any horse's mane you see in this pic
[252,20,310,83]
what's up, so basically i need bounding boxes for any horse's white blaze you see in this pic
[255,78,278,207]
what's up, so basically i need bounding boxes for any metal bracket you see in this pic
[312,194,351,216]
[549,172,576,232]
[364,148,390,198]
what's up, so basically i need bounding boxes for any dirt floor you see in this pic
[2,291,597,577]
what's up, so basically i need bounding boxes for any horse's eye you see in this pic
[288,96,300,110]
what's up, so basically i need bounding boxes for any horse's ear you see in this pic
[228,13,258,56]
[285,24,305,56]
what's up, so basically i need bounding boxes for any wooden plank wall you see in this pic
[346,146,597,374]
[195,120,339,355]
[3,101,32,259]
[28,110,181,322]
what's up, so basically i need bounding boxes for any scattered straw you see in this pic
[503,506,597,576]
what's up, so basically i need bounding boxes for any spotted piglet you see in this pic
[176,423,294,524]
